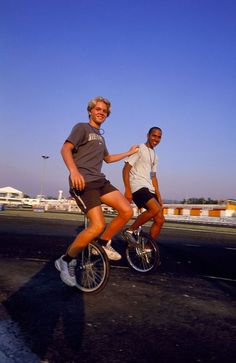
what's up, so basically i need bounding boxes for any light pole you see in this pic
[40,155,50,199]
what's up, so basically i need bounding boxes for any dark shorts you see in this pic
[132,187,158,209]
[70,178,117,214]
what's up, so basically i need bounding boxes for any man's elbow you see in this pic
[104,157,111,163]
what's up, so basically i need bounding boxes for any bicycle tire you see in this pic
[125,230,160,273]
[74,241,110,293]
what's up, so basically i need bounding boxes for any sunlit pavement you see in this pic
[1,255,236,363]
[0,213,236,362]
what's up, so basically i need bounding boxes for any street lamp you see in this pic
[40,155,50,199]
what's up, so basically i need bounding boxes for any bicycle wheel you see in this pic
[126,230,160,273]
[74,241,110,293]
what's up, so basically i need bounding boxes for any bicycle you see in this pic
[72,216,110,294]
[122,225,161,273]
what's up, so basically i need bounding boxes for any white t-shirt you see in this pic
[126,143,158,193]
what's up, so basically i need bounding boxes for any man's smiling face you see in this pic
[89,101,108,127]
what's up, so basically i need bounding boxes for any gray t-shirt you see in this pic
[66,122,109,183]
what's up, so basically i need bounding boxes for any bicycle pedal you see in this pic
[91,248,99,255]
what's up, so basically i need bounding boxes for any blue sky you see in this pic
[1,0,235,201]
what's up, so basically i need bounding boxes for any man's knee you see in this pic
[120,205,133,220]
[159,215,165,226]
[148,206,161,219]
[89,220,106,236]
[152,210,164,224]
[155,214,165,226]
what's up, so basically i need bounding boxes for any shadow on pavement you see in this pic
[3,261,85,362]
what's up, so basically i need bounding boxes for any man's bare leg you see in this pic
[66,206,106,257]
[149,210,165,240]
[99,190,133,241]
[128,198,163,233]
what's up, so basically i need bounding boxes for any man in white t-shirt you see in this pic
[122,127,165,244]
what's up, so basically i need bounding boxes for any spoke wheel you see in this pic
[126,231,160,273]
[75,241,110,293]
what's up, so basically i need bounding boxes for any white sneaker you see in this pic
[55,255,77,287]
[102,241,121,261]
[144,246,152,253]
[122,228,138,246]
[91,246,99,255]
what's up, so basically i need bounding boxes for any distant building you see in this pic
[0,185,235,223]
[0,186,24,206]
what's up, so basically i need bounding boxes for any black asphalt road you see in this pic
[0,212,236,363]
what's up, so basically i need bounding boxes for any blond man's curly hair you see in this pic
[87,96,111,117]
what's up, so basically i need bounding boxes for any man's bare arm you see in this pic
[61,141,85,190]
[122,162,133,203]
[104,145,139,163]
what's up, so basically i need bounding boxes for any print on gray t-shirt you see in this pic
[66,123,109,183]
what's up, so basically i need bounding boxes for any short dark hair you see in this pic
[148,126,162,135]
